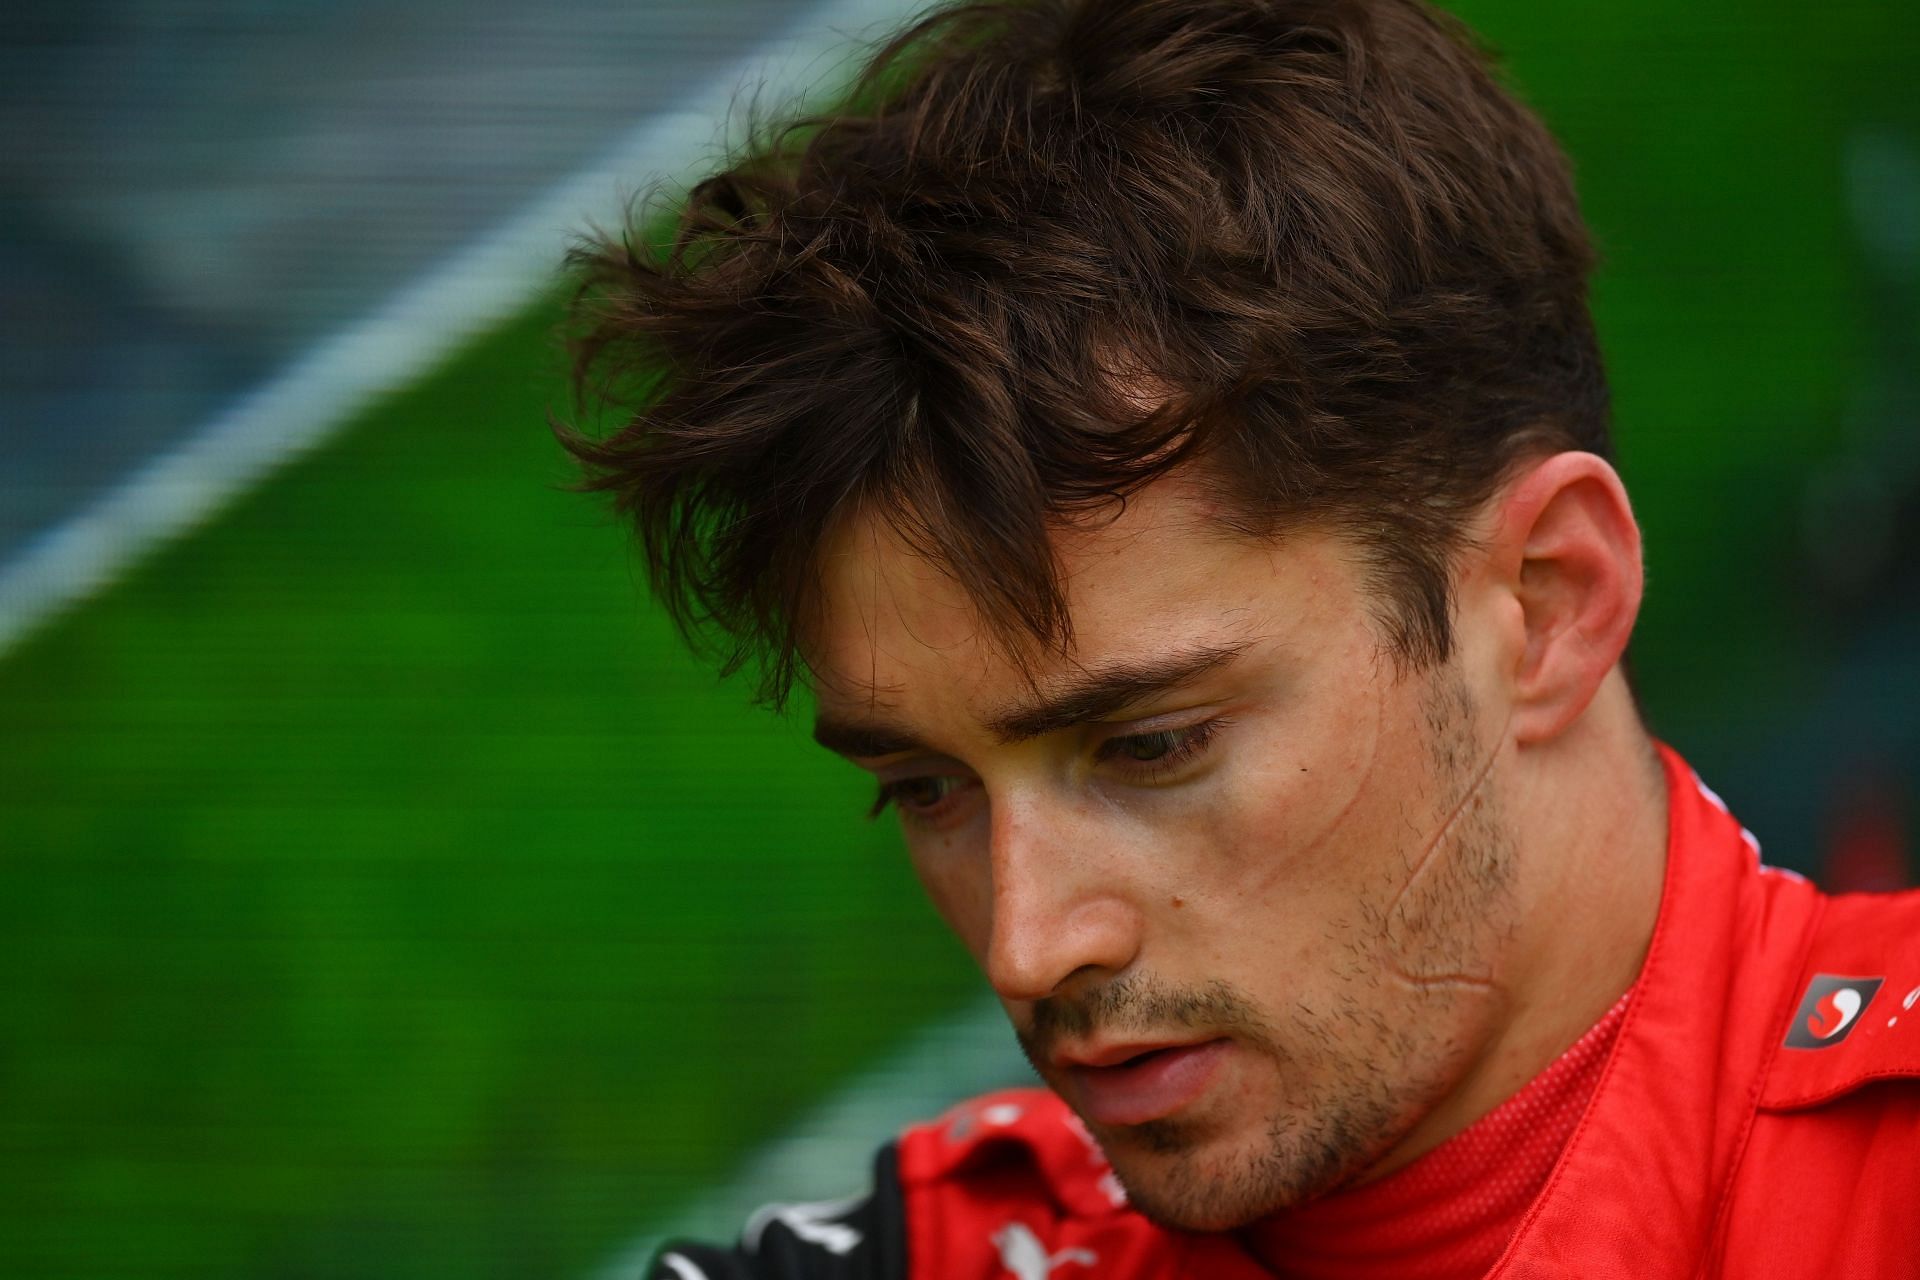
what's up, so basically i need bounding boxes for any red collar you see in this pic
[1477,744,1819,1277]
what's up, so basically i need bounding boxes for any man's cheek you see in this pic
[1225,693,1386,903]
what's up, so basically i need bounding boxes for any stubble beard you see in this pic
[1017,667,1518,1232]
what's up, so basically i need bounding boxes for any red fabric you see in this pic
[894,747,1920,1279]
[1238,989,1629,1280]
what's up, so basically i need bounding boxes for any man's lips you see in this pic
[1058,1039,1231,1128]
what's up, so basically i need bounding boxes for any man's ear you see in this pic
[1485,451,1643,746]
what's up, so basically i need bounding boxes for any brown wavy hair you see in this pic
[560,0,1608,706]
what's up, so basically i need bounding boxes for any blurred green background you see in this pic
[2,0,1916,1275]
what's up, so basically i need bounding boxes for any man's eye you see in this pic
[1114,730,1184,762]
[1095,718,1228,774]
[869,774,970,819]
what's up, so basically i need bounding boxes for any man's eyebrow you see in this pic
[810,715,928,760]
[810,641,1253,759]
[986,641,1252,744]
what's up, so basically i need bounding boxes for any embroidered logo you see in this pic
[992,1222,1097,1280]
[1783,974,1884,1049]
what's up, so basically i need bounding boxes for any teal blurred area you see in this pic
[0,0,831,557]
[2,0,1917,1276]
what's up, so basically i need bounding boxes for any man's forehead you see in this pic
[808,473,1268,646]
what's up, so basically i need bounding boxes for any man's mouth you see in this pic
[1059,1039,1231,1128]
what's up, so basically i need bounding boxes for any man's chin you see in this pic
[1091,1111,1379,1232]
[1106,1154,1291,1232]
[1093,1122,1299,1232]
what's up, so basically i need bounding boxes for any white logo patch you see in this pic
[992,1222,1097,1280]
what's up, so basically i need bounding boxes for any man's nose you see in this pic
[983,799,1144,1004]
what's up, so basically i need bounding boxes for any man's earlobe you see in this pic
[1494,452,1644,746]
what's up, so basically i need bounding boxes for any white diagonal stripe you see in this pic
[0,0,921,662]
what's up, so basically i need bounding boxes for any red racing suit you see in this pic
[650,748,1920,1278]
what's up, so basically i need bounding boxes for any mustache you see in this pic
[1016,974,1275,1063]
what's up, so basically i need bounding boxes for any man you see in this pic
[560,0,1920,1274]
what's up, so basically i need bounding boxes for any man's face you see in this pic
[809,475,1521,1230]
